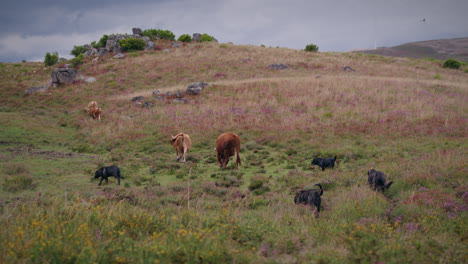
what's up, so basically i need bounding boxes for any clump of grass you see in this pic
[2,163,37,192]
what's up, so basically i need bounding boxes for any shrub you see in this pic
[177,34,192,43]
[2,175,36,192]
[248,175,270,195]
[199,33,215,42]
[2,163,36,192]
[70,45,88,57]
[157,30,176,40]
[44,51,59,66]
[69,54,84,67]
[119,38,146,51]
[142,29,175,40]
[305,44,319,52]
[142,29,159,39]
[442,58,462,69]
[91,34,109,48]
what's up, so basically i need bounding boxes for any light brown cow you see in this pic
[215,133,241,169]
[170,133,192,163]
[86,101,102,120]
[88,107,102,120]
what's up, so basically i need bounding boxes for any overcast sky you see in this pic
[0,0,467,62]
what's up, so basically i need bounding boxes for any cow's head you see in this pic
[94,168,104,178]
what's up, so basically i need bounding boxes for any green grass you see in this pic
[0,42,467,263]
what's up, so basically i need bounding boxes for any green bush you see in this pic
[157,30,175,40]
[119,38,146,51]
[44,51,59,66]
[142,29,159,39]
[442,58,462,69]
[91,34,109,48]
[70,45,89,57]
[199,33,215,42]
[142,29,175,40]
[305,44,319,52]
[69,54,84,67]
[177,34,192,42]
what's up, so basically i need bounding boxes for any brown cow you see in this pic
[88,107,102,120]
[215,133,241,169]
[86,101,102,120]
[170,133,192,163]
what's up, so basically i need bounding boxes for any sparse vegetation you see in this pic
[69,54,85,67]
[91,34,109,48]
[1,41,467,263]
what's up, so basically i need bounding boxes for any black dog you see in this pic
[367,169,393,192]
[311,155,337,171]
[94,165,121,186]
[294,183,323,216]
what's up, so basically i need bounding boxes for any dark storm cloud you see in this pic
[0,0,467,62]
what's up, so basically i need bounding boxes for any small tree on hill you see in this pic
[44,52,59,66]
[305,44,319,52]
[70,45,89,57]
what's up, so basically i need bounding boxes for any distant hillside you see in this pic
[352,37,468,62]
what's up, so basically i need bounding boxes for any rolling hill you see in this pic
[352,37,468,62]
[0,41,467,263]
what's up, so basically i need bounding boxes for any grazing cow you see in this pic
[88,107,102,120]
[94,165,121,186]
[294,183,323,217]
[311,155,337,171]
[367,169,393,192]
[170,133,192,163]
[215,133,241,169]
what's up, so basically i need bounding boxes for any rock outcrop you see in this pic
[267,64,291,70]
[185,82,209,95]
[51,68,79,85]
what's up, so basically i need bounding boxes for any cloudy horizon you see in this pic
[1,0,467,62]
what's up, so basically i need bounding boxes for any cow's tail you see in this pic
[236,151,241,166]
[314,183,323,196]
[333,155,337,161]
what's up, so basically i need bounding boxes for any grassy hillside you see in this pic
[1,42,467,263]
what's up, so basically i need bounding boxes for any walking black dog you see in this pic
[94,165,121,186]
[367,169,393,192]
[311,155,337,171]
[294,183,323,217]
